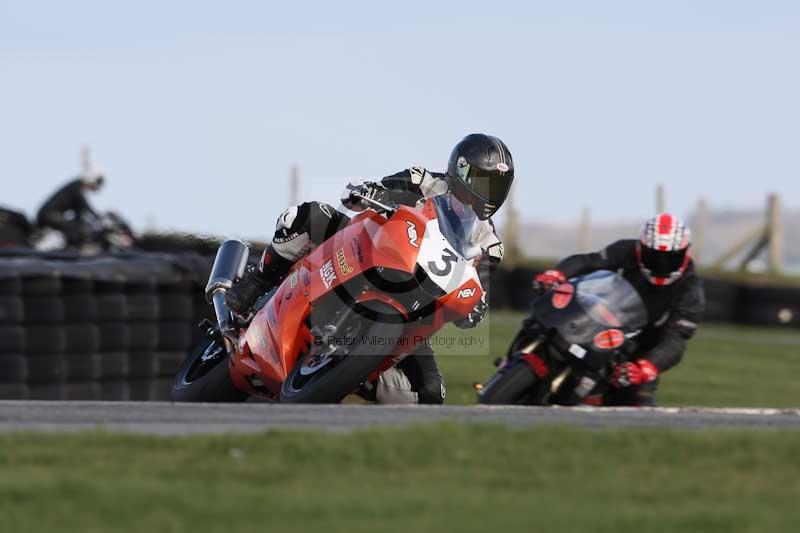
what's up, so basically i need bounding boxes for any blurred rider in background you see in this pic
[36,171,105,248]
[225,133,515,405]
[531,213,706,406]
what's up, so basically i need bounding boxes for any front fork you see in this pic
[487,331,605,406]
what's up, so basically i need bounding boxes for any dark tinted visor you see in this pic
[641,246,687,277]
[459,167,514,204]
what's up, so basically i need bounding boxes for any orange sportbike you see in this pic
[172,193,485,403]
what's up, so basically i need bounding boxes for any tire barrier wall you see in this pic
[2,248,798,400]
[0,251,214,400]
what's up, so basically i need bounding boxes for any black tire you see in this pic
[478,361,538,405]
[0,354,27,382]
[280,302,405,404]
[26,354,68,384]
[63,294,98,322]
[28,384,67,400]
[0,326,25,353]
[98,323,130,351]
[23,297,65,324]
[96,294,128,322]
[0,382,28,399]
[64,324,101,353]
[65,353,102,381]
[25,325,67,355]
[63,382,102,400]
[127,293,159,321]
[157,322,192,351]
[738,286,800,327]
[99,352,129,380]
[158,294,194,321]
[101,381,130,401]
[61,277,94,295]
[0,276,22,295]
[171,338,247,402]
[129,322,158,351]
[129,380,157,401]
[94,279,125,295]
[22,275,61,297]
[128,351,158,379]
[0,296,23,324]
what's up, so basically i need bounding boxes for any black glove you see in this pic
[455,294,488,329]
[532,270,566,295]
[225,269,268,317]
[341,181,387,211]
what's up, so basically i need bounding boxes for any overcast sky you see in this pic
[1,1,798,239]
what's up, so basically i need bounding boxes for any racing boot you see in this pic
[225,246,293,317]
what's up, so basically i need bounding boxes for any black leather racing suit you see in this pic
[247,167,504,404]
[554,239,706,406]
[36,179,98,246]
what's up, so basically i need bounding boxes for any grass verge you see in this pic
[1,424,799,533]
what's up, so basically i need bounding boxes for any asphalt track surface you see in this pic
[1,401,799,434]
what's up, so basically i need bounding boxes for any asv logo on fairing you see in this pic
[320,260,337,289]
[458,288,476,299]
[406,220,419,248]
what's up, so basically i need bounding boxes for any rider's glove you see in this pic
[455,294,488,329]
[341,181,387,211]
[225,269,268,318]
[610,359,659,388]
[532,269,566,294]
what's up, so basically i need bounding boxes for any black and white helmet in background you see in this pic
[446,133,514,220]
[637,213,692,286]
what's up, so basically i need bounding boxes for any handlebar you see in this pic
[350,192,398,216]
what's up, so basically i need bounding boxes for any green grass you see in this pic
[1,424,799,533]
[433,312,800,406]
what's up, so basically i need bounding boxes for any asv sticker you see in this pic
[458,287,476,299]
[320,260,337,289]
[406,220,419,248]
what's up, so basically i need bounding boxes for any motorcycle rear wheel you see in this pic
[280,302,404,404]
[171,338,247,402]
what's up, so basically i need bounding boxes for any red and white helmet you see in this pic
[636,213,692,286]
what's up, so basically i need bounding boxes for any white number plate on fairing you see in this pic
[417,219,479,293]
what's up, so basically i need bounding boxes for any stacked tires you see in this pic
[0,253,213,400]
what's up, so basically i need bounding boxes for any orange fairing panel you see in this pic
[367,206,427,273]
[238,265,313,395]
[301,207,426,303]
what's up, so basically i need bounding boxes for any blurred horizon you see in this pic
[2,0,798,242]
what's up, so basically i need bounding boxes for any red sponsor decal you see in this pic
[551,283,574,309]
[593,329,625,350]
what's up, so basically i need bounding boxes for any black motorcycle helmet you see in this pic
[446,133,514,220]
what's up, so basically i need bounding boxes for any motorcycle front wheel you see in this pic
[478,361,539,405]
[280,301,405,404]
[171,338,247,402]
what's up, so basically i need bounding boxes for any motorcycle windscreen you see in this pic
[432,194,482,260]
[533,270,648,345]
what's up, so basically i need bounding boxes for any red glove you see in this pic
[533,270,566,294]
[610,359,659,388]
